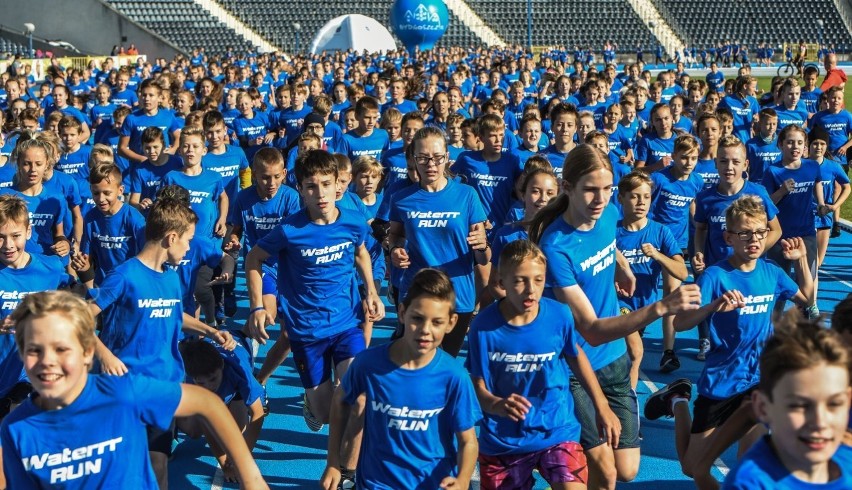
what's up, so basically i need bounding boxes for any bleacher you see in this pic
[108,0,254,55]
[0,37,28,58]
[217,0,481,52]
[658,0,852,49]
[461,0,659,50]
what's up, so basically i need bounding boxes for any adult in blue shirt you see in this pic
[388,127,489,357]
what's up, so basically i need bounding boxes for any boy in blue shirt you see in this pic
[646,195,813,489]
[233,148,305,388]
[74,163,145,287]
[118,79,182,165]
[469,240,620,489]
[128,127,183,213]
[341,96,390,162]
[180,338,267,483]
[321,269,479,490]
[1,291,268,489]
[243,149,384,432]
[88,193,236,487]
[57,116,94,216]
[0,195,76,420]
[723,315,852,489]
[745,108,781,183]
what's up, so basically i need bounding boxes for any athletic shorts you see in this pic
[147,420,176,455]
[569,353,640,450]
[261,271,277,297]
[690,387,756,434]
[289,328,365,389]
[478,441,588,490]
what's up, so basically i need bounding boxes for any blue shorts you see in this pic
[289,328,365,389]
[261,271,277,297]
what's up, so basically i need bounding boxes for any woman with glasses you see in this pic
[386,127,489,357]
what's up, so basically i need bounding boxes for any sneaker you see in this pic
[644,378,692,421]
[260,385,269,417]
[302,393,324,432]
[804,304,820,320]
[659,349,681,373]
[696,338,710,361]
[831,223,842,238]
[338,470,356,490]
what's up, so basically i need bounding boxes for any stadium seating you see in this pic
[460,0,660,50]
[216,0,481,52]
[107,0,255,55]
[657,0,852,50]
[0,37,29,57]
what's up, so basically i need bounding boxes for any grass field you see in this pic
[753,76,852,221]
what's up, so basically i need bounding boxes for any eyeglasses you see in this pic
[414,154,448,166]
[728,228,769,241]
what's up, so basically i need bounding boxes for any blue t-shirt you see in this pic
[694,159,720,190]
[696,259,797,399]
[723,436,852,489]
[80,203,146,285]
[605,125,634,162]
[617,219,680,311]
[111,88,139,108]
[800,87,823,115]
[774,104,809,133]
[381,99,418,116]
[540,205,626,370]
[537,144,572,176]
[90,102,118,129]
[815,159,851,228]
[341,344,481,490]
[229,184,302,271]
[0,374,180,489]
[206,339,264,406]
[453,150,522,230]
[342,129,390,162]
[232,112,272,162]
[389,179,487,314]
[168,236,223,314]
[56,145,94,207]
[762,159,821,238]
[161,169,226,240]
[0,187,67,256]
[466,298,581,455]
[120,109,181,155]
[202,145,250,209]
[0,253,73,397]
[380,146,408,189]
[694,182,779,266]
[636,132,676,167]
[810,110,852,155]
[745,136,782,183]
[256,208,368,342]
[706,72,725,93]
[489,222,529,267]
[90,258,185,382]
[718,95,758,143]
[42,169,82,239]
[650,167,704,249]
[129,156,184,204]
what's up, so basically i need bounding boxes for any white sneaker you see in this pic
[697,338,710,361]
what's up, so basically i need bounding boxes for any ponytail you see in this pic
[529,193,569,244]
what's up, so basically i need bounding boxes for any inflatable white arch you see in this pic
[310,14,397,55]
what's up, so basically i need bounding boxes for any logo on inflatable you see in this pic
[390,0,449,51]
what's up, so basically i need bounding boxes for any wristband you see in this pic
[76,266,95,283]
[249,306,266,315]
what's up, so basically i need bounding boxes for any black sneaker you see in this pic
[224,291,238,317]
[831,223,842,238]
[644,378,692,421]
[659,349,681,373]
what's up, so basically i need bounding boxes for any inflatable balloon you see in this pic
[390,0,449,52]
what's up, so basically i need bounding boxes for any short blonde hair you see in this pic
[11,291,97,355]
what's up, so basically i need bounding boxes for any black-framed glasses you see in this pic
[728,228,769,241]
[414,154,448,166]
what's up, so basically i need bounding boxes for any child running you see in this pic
[646,195,814,490]
[320,269,480,490]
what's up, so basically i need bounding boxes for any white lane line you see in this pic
[820,268,852,290]
[639,371,730,477]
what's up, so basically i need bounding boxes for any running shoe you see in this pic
[696,338,710,361]
[303,393,324,432]
[831,223,841,238]
[644,378,692,421]
[659,349,681,373]
[804,304,820,320]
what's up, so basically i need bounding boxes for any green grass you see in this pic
[753,77,852,222]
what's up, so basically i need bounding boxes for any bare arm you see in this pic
[118,135,146,163]
[244,246,274,343]
[174,384,268,489]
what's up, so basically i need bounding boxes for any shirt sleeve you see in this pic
[255,221,288,256]
[127,375,183,430]
[0,423,37,487]
[448,368,482,433]
[88,268,127,310]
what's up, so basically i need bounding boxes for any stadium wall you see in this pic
[2,0,184,59]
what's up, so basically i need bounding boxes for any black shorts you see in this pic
[690,388,755,434]
[570,354,640,450]
[147,420,176,455]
